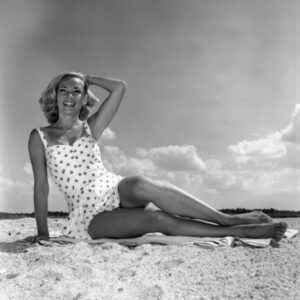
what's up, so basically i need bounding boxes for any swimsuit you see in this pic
[36,122,124,240]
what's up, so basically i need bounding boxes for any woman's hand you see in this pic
[24,235,50,244]
[85,75,94,86]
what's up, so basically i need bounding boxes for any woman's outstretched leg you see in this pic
[88,208,287,241]
[118,176,272,226]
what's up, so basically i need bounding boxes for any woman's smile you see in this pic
[63,100,76,107]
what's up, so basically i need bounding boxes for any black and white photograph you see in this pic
[0,1,299,299]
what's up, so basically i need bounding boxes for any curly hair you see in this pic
[39,72,99,124]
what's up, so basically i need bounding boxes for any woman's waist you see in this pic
[48,168,119,192]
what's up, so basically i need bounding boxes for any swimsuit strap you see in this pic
[36,128,48,148]
[83,121,92,136]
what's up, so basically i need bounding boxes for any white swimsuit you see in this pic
[36,122,124,240]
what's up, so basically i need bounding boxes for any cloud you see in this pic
[282,143,300,168]
[0,165,32,193]
[103,146,157,177]
[228,132,286,165]
[204,163,237,190]
[0,178,31,195]
[63,138,300,208]
[0,163,67,212]
[0,173,32,212]
[101,127,116,141]
[236,168,300,196]
[226,105,300,201]
[281,104,300,144]
[23,162,33,176]
[136,145,206,171]
[228,104,300,169]
[102,145,236,201]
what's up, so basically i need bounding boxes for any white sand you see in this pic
[0,217,299,299]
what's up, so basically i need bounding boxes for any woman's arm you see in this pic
[86,75,126,140]
[28,129,50,240]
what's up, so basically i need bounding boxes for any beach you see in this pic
[0,217,299,299]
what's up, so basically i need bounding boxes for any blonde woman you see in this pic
[27,72,287,243]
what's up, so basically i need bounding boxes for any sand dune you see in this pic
[0,217,299,299]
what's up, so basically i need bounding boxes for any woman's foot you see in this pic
[224,210,273,226]
[237,222,288,241]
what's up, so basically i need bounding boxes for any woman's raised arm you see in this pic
[86,76,126,140]
[27,129,50,242]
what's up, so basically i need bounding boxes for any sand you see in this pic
[0,217,299,300]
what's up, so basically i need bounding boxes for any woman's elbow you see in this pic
[118,80,127,92]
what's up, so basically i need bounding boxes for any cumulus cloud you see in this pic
[0,173,33,212]
[226,104,300,201]
[281,104,300,144]
[103,146,159,177]
[102,144,236,201]
[236,168,300,195]
[0,164,32,193]
[136,145,206,171]
[23,162,33,176]
[0,177,17,191]
[228,104,300,169]
[228,132,286,164]
[283,143,300,168]
[0,162,68,212]
[101,127,116,141]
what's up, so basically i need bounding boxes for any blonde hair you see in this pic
[39,72,99,124]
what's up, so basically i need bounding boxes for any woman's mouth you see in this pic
[63,101,76,107]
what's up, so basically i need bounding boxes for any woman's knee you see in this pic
[147,210,175,235]
[118,176,150,199]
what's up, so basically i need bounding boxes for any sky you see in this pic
[0,0,299,212]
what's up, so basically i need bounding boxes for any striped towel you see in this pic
[0,229,297,253]
[40,228,298,249]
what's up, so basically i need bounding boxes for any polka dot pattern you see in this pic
[36,122,124,240]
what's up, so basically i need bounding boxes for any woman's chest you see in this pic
[46,137,102,166]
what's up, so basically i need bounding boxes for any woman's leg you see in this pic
[88,208,287,241]
[118,176,272,226]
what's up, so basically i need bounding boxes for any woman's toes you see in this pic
[274,222,288,241]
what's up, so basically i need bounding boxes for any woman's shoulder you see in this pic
[38,125,53,132]
[29,125,53,143]
[29,125,51,133]
[28,127,47,149]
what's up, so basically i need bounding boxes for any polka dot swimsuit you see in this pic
[36,122,124,240]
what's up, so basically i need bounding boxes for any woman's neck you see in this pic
[54,116,82,130]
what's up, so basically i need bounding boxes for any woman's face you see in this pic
[56,76,87,117]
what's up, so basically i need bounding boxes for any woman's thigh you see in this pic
[117,176,168,208]
[87,208,172,239]
[117,176,149,208]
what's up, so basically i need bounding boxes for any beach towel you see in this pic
[0,228,297,253]
[42,228,298,248]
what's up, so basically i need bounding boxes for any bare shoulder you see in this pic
[29,128,42,143]
[29,125,52,141]
[28,128,46,155]
[28,128,48,181]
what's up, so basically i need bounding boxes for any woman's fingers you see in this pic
[23,235,49,244]
[23,235,36,243]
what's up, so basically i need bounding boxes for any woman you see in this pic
[27,72,287,243]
